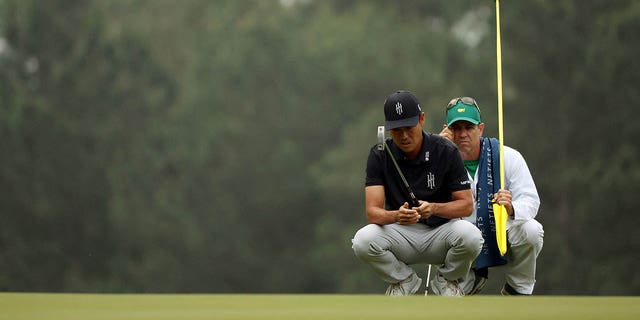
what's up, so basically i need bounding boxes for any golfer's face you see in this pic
[390,124,423,155]
[449,120,483,154]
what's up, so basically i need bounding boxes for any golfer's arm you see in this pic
[430,189,474,219]
[365,185,397,225]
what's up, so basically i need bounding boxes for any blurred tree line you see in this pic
[0,0,638,295]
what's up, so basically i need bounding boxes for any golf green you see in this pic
[1,293,638,320]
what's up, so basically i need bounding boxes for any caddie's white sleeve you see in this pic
[504,146,540,221]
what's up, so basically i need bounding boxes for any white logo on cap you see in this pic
[395,102,403,115]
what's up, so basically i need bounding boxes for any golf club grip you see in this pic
[408,191,420,208]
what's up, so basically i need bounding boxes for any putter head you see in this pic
[377,125,385,151]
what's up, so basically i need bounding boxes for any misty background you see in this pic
[0,0,638,295]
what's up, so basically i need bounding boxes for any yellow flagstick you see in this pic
[493,0,508,256]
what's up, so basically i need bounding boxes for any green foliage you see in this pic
[0,0,637,295]
[498,0,640,295]
[0,0,175,291]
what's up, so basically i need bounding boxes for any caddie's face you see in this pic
[389,113,425,158]
[449,120,484,159]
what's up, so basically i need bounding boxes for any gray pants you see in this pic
[504,219,544,294]
[455,218,544,294]
[352,219,483,290]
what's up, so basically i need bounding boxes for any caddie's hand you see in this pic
[493,189,514,217]
[395,202,420,224]
[439,125,453,142]
[413,200,433,219]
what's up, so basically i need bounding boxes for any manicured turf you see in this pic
[1,293,639,320]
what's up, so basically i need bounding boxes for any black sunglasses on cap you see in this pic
[446,97,482,115]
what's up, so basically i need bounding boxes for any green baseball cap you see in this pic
[446,100,481,126]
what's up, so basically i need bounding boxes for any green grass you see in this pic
[1,293,639,320]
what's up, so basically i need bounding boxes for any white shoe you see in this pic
[430,272,464,297]
[385,273,422,296]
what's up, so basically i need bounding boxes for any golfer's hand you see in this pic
[395,202,420,224]
[439,125,453,142]
[414,200,434,219]
[493,189,514,217]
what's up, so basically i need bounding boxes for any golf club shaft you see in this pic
[383,140,420,208]
[425,264,432,296]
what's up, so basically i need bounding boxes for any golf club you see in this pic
[425,264,432,296]
[377,126,419,208]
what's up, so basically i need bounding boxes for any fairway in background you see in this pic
[1,293,639,320]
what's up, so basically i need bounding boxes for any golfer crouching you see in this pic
[352,90,482,296]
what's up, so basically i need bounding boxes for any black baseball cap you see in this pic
[383,90,423,130]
